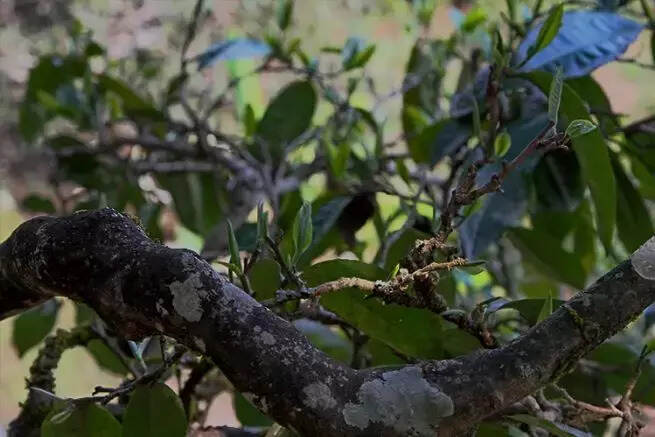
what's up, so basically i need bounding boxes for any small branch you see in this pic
[405,120,556,271]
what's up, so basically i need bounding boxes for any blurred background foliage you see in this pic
[2,0,655,435]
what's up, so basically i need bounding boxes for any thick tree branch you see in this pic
[1,209,654,436]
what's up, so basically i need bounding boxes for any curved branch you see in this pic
[1,209,654,436]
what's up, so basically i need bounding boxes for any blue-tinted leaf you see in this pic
[523,4,564,67]
[517,11,643,77]
[459,114,549,258]
[197,39,271,69]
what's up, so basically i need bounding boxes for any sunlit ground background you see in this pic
[1,0,655,433]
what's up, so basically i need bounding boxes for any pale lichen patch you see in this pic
[170,272,207,322]
[342,366,453,435]
[260,331,276,345]
[303,382,337,410]
[631,236,655,280]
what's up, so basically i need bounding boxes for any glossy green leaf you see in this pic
[96,74,163,120]
[86,339,128,376]
[460,7,487,33]
[306,260,444,359]
[533,149,584,212]
[346,45,376,70]
[292,202,313,264]
[524,71,616,248]
[565,119,596,138]
[494,131,512,157]
[233,391,272,427]
[510,228,586,289]
[276,0,294,31]
[254,81,316,164]
[402,40,446,147]
[612,156,654,252]
[157,173,223,237]
[122,383,187,437]
[548,65,563,125]
[522,4,564,66]
[13,299,59,357]
[326,142,350,178]
[248,259,281,301]
[42,402,121,437]
[22,194,56,214]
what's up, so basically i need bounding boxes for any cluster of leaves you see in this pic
[8,0,655,435]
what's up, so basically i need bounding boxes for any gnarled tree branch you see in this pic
[1,209,654,436]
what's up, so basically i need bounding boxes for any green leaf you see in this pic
[42,403,121,437]
[533,149,584,212]
[257,202,269,242]
[243,103,257,137]
[612,156,654,252]
[460,7,487,33]
[276,0,294,31]
[292,202,313,264]
[548,65,563,125]
[226,220,242,274]
[122,383,187,437]
[86,339,128,376]
[494,131,512,157]
[248,259,281,301]
[96,74,163,121]
[22,194,56,214]
[254,81,317,165]
[510,228,587,289]
[306,260,447,359]
[157,173,223,236]
[233,391,273,427]
[402,40,446,147]
[345,45,376,70]
[523,4,563,66]
[565,119,596,138]
[499,298,565,326]
[509,414,579,437]
[537,292,553,323]
[19,55,88,141]
[326,142,350,178]
[524,71,616,248]
[13,299,59,357]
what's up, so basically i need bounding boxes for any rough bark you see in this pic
[1,208,654,436]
